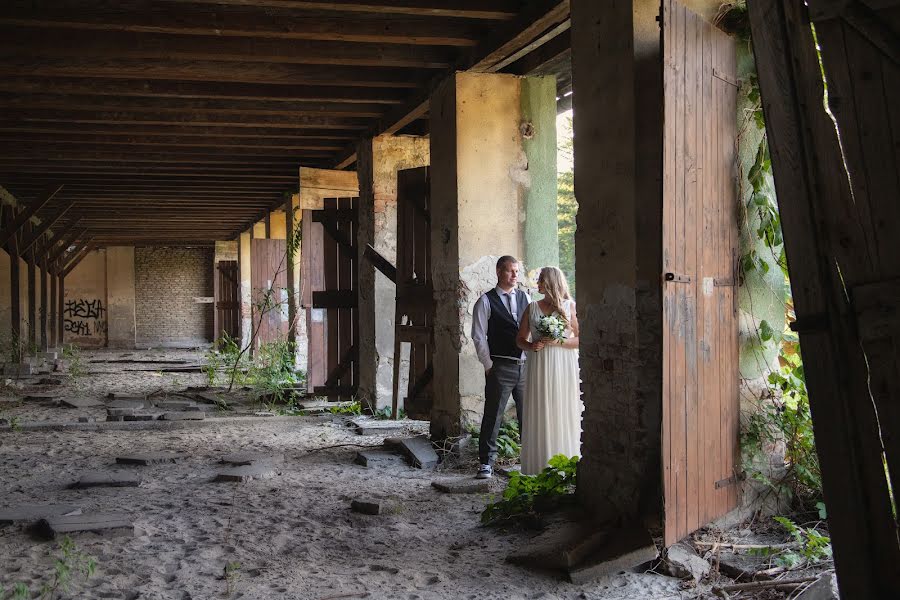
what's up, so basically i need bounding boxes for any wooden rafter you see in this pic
[0,184,63,248]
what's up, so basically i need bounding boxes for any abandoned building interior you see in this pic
[1,0,898,598]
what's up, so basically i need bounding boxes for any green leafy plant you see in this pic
[61,344,85,383]
[328,401,362,416]
[467,420,521,461]
[481,454,579,525]
[749,516,832,569]
[223,561,241,597]
[372,405,405,420]
[2,536,97,599]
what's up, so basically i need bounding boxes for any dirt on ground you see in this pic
[0,349,827,599]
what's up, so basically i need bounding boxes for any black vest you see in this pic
[486,288,526,358]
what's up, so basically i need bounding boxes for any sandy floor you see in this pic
[0,350,733,599]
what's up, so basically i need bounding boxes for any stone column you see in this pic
[106,246,136,349]
[356,134,430,411]
[428,71,557,440]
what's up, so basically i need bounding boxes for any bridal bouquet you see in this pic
[536,314,566,344]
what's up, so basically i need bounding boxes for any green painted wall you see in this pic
[521,76,559,282]
[736,45,787,379]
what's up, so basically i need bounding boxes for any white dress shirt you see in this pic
[471,286,531,372]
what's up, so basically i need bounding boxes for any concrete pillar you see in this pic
[357,134,430,410]
[428,71,556,439]
[106,246,136,348]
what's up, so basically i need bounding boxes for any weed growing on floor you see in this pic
[61,344,85,384]
[1,332,23,365]
[328,400,362,416]
[372,406,406,420]
[1,536,96,599]
[749,515,832,569]
[467,420,521,462]
[223,561,241,597]
[481,455,578,526]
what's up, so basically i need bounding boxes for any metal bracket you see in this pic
[664,272,691,283]
[714,277,736,287]
[715,474,741,489]
[789,314,830,334]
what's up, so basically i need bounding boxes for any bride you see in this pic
[515,266,582,475]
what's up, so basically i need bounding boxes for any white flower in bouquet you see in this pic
[536,314,566,344]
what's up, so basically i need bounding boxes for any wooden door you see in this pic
[250,238,289,348]
[394,167,434,420]
[214,260,240,342]
[662,0,739,546]
[301,209,327,394]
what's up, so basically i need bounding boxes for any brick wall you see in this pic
[135,247,214,346]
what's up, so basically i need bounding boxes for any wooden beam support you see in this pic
[24,222,37,350]
[747,0,900,596]
[60,239,95,278]
[364,243,397,283]
[0,184,63,248]
[0,77,409,104]
[0,29,456,68]
[7,227,20,354]
[0,9,483,47]
[48,227,89,268]
[39,250,48,351]
[154,0,519,20]
[285,195,298,348]
[18,201,74,253]
[49,259,57,347]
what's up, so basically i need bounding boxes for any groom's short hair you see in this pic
[496,255,518,270]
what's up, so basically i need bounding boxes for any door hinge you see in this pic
[714,277,736,287]
[664,272,691,283]
[715,474,741,489]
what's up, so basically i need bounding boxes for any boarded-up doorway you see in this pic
[662,0,740,546]
[301,209,326,395]
[250,238,289,348]
[214,259,240,342]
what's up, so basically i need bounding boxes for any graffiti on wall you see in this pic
[64,298,107,338]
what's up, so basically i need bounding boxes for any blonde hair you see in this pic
[538,266,571,325]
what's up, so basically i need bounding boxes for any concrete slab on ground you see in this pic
[73,471,143,488]
[351,498,398,516]
[34,512,133,539]
[496,464,521,478]
[354,450,405,468]
[567,526,659,585]
[22,393,59,402]
[431,478,492,494]
[350,417,408,436]
[214,465,277,482]
[220,452,284,466]
[0,504,82,525]
[161,411,205,421]
[116,453,187,465]
[795,572,838,600]
[3,364,33,376]
[392,435,439,469]
[508,520,608,570]
[123,412,163,421]
[107,398,147,410]
[38,377,63,385]
[61,397,105,408]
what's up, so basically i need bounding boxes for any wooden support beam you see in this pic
[48,227,89,268]
[264,212,272,238]
[0,77,409,104]
[747,0,900,596]
[34,217,82,257]
[25,222,37,350]
[0,9,483,46]
[332,0,570,167]
[8,229,20,354]
[49,260,57,347]
[39,251,48,351]
[364,244,397,283]
[0,184,63,248]
[504,28,570,75]
[154,0,520,20]
[0,29,456,68]
[57,273,64,346]
[61,239,95,278]
[284,195,298,348]
[18,201,74,253]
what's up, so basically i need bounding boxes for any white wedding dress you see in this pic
[520,299,583,475]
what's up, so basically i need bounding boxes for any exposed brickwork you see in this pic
[135,247,214,346]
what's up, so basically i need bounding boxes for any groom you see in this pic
[471,255,531,479]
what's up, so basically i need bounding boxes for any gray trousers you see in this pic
[479,358,525,465]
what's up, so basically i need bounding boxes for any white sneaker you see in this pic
[475,464,493,479]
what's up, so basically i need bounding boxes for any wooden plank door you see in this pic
[310,197,359,401]
[301,209,327,395]
[214,260,240,342]
[662,0,739,546]
[250,238,289,348]
[393,167,434,420]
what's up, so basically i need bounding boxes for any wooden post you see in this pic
[25,223,37,353]
[8,231,21,357]
[264,211,271,239]
[40,253,48,351]
[49,263,57,348]
[747,0,900,596]
[58,274,65,347]
[284,196,298,351]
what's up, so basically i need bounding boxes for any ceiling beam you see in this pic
[4,109,372,129]
[18,201,74,253]
[0,184,63,248]
[0,29,455,68]
[0,122,358,140]
[154,0,520,20]
[0,77,409,103]
[503,28,570,75]
[0,58,426,88]
[0,135,345,151]
[0,9,483,46]
[333,0,569,168]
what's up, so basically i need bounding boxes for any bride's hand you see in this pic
[532,340,546,352]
